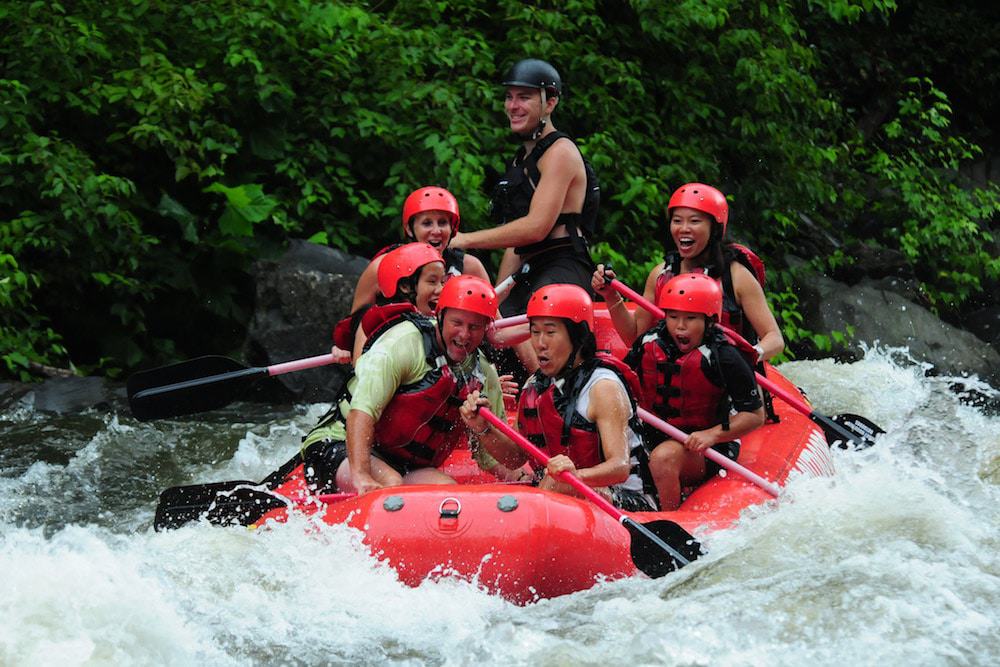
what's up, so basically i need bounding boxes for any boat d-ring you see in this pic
[438,496,462,518]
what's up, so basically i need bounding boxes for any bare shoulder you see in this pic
[729,260,762,292]
[644,262,666,289]
[463,253,491,282]
[590,374,630,408]
[538,135,582,169]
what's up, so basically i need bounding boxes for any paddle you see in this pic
[604,275,884,449]
[739,367,884,450]
[154,479,353,530]
[127,353,340,421]
[494,262,531,300]
[493,314,528,329]
[636,407,780,496]
[478,408,702,578]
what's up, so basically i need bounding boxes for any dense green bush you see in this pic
[1,0,997,379]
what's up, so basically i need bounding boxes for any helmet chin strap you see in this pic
[530,88,549,141]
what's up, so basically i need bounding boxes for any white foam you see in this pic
[2,355,999,665]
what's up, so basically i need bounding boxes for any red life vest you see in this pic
[360,303,417,341]
[319,312,484,470]
[655,244,765,342]
[517,354,642,473]
[364,314,484,469]
[631,324,758,432]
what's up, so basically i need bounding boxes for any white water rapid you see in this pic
[1,347,997,665]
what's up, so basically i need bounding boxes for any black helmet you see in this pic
[502,59,562,96]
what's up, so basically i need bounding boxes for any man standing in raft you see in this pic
[460,284,656,511]
[301,276,511,495]
[627,273,764,510]
[449,59,600,318]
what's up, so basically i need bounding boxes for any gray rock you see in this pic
[244,239,367,401]
[965,305,1000,350]
[1,377,124,414]
[794,272,1000,387]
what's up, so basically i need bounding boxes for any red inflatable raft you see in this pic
[253,307,834,604]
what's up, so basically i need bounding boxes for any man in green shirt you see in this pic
[302,275,510,495]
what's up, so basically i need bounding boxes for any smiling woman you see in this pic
[350,186,490,315]
[593,182,783,363]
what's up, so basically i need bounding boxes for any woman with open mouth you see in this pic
[333,186,491,362]
[333,242,445,363]
[461,283,656,512]
[591,182,784,365]
[350,186,490,314]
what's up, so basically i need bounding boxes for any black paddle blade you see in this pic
[624,517,704,578]
[825,413,885,450]
[127,355,263,421]
[154,480,288,531]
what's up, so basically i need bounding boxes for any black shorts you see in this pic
[500,247,595,316]
[295,440,349,493]
[705,440,741,478]
[371,448,423,477]
[610,487,659,512]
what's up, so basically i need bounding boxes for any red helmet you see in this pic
[526,284,594,332]
[657,273,723,320]
[402,186,460,236]
[435,275,497,319]
[667,183,729,237]
[377,243,443,298]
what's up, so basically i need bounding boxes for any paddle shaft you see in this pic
[478,408,692,567]
[610,278,665,319]
[637,407,780,497]
[493,314,528,329]
[608,279,873,448]
[494,263,531,300]
[132,353,337,402]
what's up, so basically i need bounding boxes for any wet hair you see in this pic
[558,319,596,375]
[685,218,745,282]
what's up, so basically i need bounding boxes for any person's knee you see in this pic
[403,468,455,486]
[649,440,684,474]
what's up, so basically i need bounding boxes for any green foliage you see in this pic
[1,0,996,378]
[854,78,1000,310]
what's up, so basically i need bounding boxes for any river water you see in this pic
[1,347,998,666]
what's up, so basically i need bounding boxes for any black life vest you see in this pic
[489,131,600,258]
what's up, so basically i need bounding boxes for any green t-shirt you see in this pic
[303,319,505,469]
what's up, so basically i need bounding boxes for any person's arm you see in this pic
[591,263,661,346]
[345,409,384,494]
[685,347,765,451]
[351,256,381,313]
[487,321,530,348]
[684,407,765,452]
[345,325,425,490]
[731,262,784,361]
[495,248,522,289]
[462,253,492,283]
[459,390,528,469]
[546,379,631,489]
[450,140,579,251]
[351,327,368,365]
